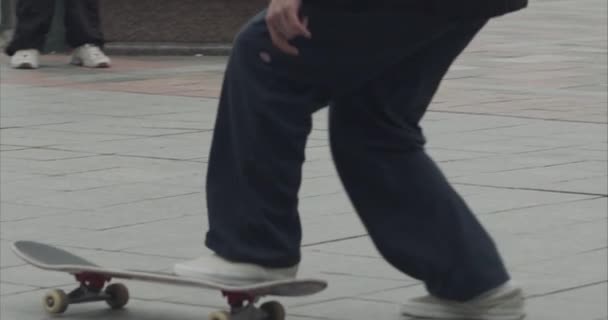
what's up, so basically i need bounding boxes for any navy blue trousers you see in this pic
[5,0,104,56]
[205,8,510,301]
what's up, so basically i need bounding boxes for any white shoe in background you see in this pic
[71,44,111,68]
[10,49,40,69]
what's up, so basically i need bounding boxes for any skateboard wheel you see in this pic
[208,310,230,320]
[260,301,286,320]
[43,289,69,314]
[105,283,130,309]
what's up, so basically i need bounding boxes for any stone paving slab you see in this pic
[1,0,607,319]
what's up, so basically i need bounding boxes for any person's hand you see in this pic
[266,0,311,55]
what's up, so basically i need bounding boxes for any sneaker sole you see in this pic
[71,62,111,68]
[402,310,526,320]
[13,63,36,69]
[77,62,111,68]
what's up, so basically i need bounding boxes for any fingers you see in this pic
[265,0,311,55]
[285,9,311,39]
[268,23,300,55]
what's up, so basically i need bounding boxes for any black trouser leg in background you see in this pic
[5,0,104,56]
[5,0,55,55]
[64,0,104,48]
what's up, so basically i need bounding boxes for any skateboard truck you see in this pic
[206,291,286,320]
[71,272,110,299]
[42,272,130,314]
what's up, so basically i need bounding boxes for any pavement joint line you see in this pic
[300,191,344,199]
[125,296,223,309]
[100,191,201,209]
[302,234,369,248]
[453,182,608,197]
[429,146,499,155]
[0,280,39,289]
[66,110,204,119]
[290,296,361,307]
[0,286,42,297]
[90,131,211,143]
[57,184,125,193]
[438,97,537,107]
[115,129,212,139]
[483,196,606,215]
[555,174,608,183]
[0,263,29,270]
[1,211,85,223]
[353,282,423,298]
[2,145,98,155]
[46,166,123,177]
[41,130,184,139]
[116,249,201,260]
[513,145,588,155]
[451,123,530,133]
[98,153,207,163]
[455,81,608,97]
[1,241,185,260]
[305,211,355,218]
[480,160,591,173]
[428,110,608,124]
[336,296,401,305]
[72,213,195,232]
[0,201,79,212]
[579,246,608,254]
[319,272,410,282]
[140,126,213,131]
[0,147,32,152]
[9,146,206,163]
[14,155,102,162]
[438,155,500,164]
[274,296,358,310]
[0,121,77,130]
[511,250,607,269]
[305,249,379,260]
[570,246,608,257]
[525,280,608,299]
[305,144,331,150]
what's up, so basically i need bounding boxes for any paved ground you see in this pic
[1,0,607,319]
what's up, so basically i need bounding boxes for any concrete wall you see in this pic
[1,0,16,47]
[1,0,266,55]
[1,0,16,31]
[100,0,266,44]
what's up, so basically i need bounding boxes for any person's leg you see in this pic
[63,0,103,48]
[205,12,332,267]
[329,19,511,300]
[174,11,332,283]
[328,18,524,319]
[64,0,109,68]
[5,0,54,56]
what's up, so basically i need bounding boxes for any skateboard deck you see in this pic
[12,241,327,320]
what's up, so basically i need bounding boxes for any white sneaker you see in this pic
[401,282,526,320]
[70,44,111,68]
[174,255,298,286]
[10,49,40,69]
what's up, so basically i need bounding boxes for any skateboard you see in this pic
[11,241,327,320]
